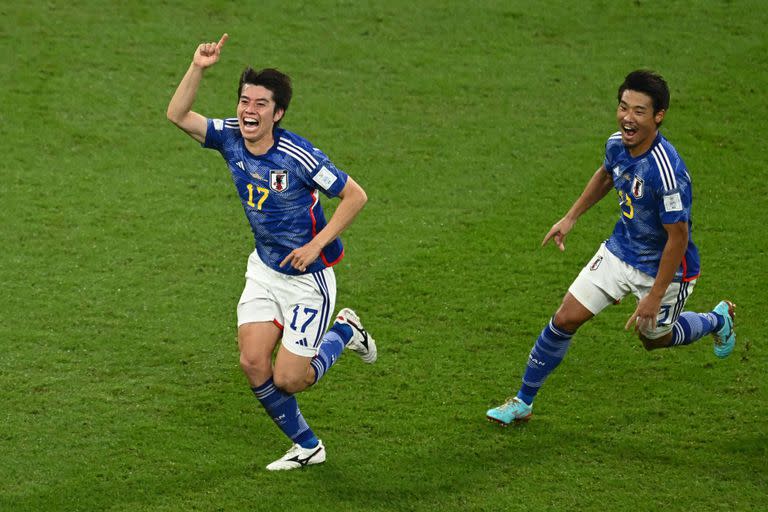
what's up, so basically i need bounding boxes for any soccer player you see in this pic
[167,34,377,469]
[487,70,736,425]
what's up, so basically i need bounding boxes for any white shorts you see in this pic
[568,243,696,339]
[237,250,337,357]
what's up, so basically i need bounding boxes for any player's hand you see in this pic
[193,33,229,69]
[280,242,322,273]
[625,295,662,333]
[542,217,575,251]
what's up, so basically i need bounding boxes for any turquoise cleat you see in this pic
[486,397,532,426]
[712,300,736,359]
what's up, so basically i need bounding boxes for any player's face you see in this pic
[237,84,284,145]
[616,89,665,157]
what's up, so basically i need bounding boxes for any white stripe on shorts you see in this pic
[311,271,331,348]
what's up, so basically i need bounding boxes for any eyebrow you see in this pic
[239,95,272,102]
[619,101,648,110]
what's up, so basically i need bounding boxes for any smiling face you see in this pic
[616,89,665,157]
[237,84,284,154]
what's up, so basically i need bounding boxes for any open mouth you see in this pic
[622,124,637,138]
[243,117,260,128]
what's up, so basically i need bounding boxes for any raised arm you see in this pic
[542,164,614,251]
[166,33,229,143]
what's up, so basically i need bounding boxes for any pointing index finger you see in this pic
[624,312,637,331]
[541,228,556,247]
[217,33,229,49]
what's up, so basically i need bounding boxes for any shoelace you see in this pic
[498,397,521,411]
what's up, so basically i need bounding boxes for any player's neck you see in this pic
[244,134,275,156]
[627,130,659,158]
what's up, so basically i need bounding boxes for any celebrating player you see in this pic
[167,34,377,469]
[487,70,736,425]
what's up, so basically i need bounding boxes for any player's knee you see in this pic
[239,352,271,381]
[639,336,656,351]
[272,370,308,394]
[551,311,581,334]
[638,333,669,351]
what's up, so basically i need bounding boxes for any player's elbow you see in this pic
[357,187,368,208]
[342,178,368,208]
[351,180,368,209]
[166,107,183,126]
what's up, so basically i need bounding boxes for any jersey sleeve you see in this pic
[202,118,232,151]
[603,133,622,173]
[308,159,349,198]
[292,148,349,198]
[276,132,349,197]
[658,164,692,225]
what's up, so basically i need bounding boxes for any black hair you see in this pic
[238,67,293,125]
[617,70,670,116]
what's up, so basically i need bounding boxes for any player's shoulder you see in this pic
[276,128,323,155]
[604,131,625,161]
[208,117,242,138]
[651,133,683,164]
[605,131,624,151]
[648,133,689,190]
[210,117,240,131]
[274,128,327,171]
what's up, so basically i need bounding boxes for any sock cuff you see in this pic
[328,322,353,344]
[251,378,277,398]
[548,318,575,339]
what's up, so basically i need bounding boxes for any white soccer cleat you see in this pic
[265,440,326,471]
[336,308,377,363]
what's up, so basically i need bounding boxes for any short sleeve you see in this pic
[202,118,229,151]
[288,146,349,198]
[604,135,622,173]
[658,167,692,225]
[307,160,349,198]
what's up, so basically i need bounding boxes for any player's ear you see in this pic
[273,108,285,124]
[654,109,665,126]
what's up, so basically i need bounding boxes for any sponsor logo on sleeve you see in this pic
[312,166,338,190]
[663,192,683,212]
[213,119,224,131]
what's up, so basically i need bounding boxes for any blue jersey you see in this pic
[203,118,348,275]
[603,131,700,282]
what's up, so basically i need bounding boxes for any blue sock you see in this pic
[669,311,719,346]
[251,378,318,449]
[310,323,353,384]
[517,319,573,405]
[712,308,725,331]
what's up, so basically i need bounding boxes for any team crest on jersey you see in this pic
[270,170,288,192]
[631,176,644,198]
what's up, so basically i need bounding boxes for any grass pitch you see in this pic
[1,1,766,510]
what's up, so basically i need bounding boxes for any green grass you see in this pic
[1,1,766,510]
